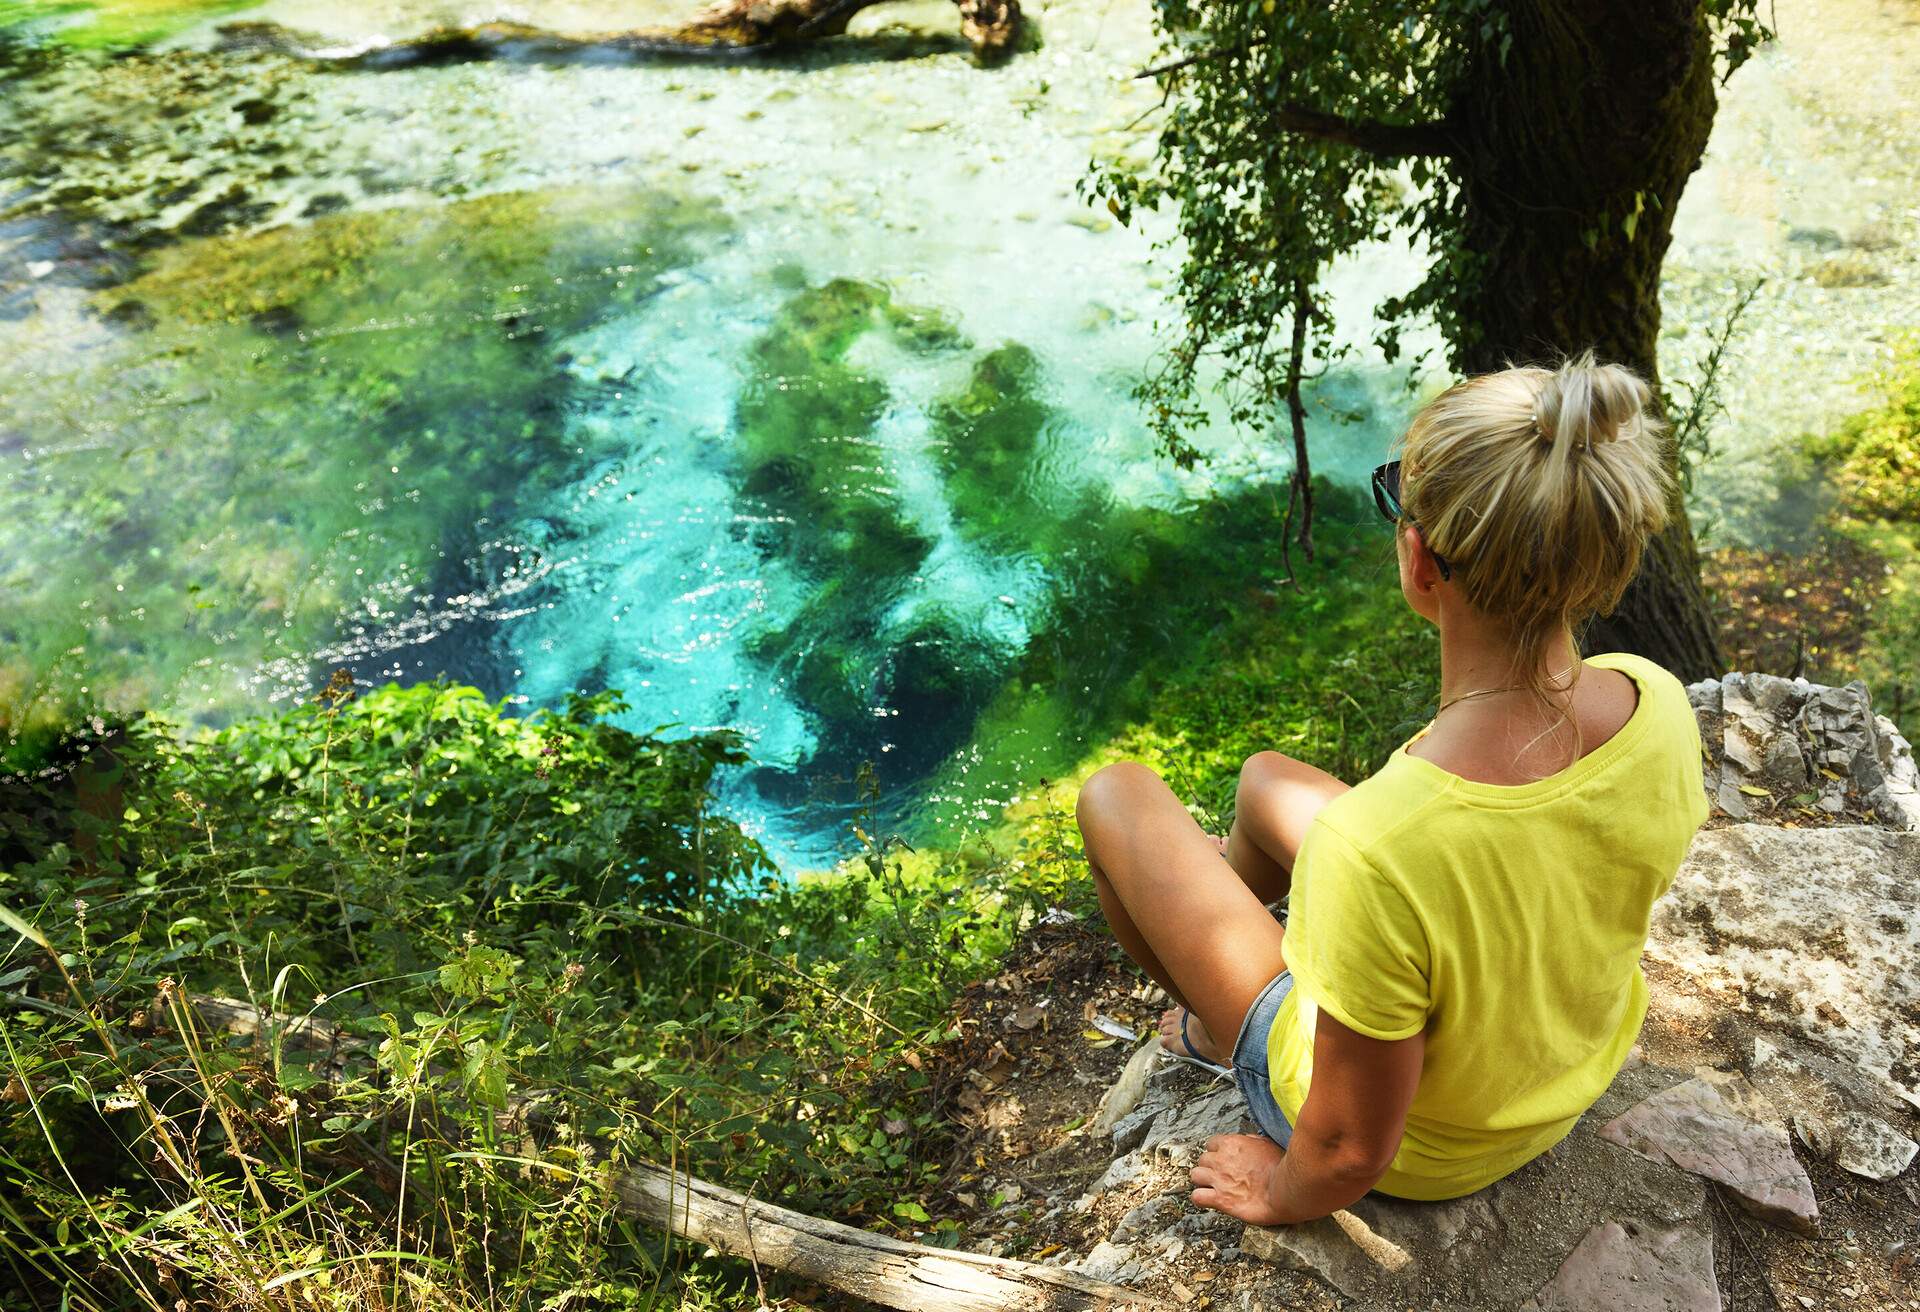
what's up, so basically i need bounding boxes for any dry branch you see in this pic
[617,1163,1172,1311]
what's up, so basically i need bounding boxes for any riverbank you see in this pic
[10,0,1918,865]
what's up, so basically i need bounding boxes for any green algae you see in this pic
[0,185,721,754]
[0,43,337,249]
[731,278,959,745]
[0,0,261,49]
[931,342,1077,551]
[105,185,714,330]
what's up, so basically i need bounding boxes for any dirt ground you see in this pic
[899,918,1920,1312]
[915,917,1339,1309]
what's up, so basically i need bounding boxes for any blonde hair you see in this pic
[1395,352,1672,741]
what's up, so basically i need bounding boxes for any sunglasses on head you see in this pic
[1370,460,1454,581]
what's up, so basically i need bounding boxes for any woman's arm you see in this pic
[1190,1011,1424,1225]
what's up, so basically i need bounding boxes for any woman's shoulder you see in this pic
[1585,651,1693,705]
[1585,651,1702,744]
[1303,756,1454,861]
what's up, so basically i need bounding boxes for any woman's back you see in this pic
[1409,659,1642,785]
[1266,652,1709,1200]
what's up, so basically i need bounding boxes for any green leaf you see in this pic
[439,945,519,998]
[277,1064,323,1092]
[0,903,49,949]
[463,1037,509,1108]
[892,1201,930,1223]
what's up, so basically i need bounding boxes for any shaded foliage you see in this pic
[0,682,1067,1309]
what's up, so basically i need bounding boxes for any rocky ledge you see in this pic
[1689,671,1920,829]
[1056,677,1920,1310]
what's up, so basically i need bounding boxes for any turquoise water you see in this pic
[0,0,1431,864]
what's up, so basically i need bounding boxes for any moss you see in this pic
[0,0,262,49]
[3,186,722,748]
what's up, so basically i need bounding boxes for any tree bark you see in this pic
[1447,0,1725,680]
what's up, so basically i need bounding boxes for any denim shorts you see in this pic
[1231,970,1296,1147]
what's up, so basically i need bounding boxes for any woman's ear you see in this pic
[1402,524,1447,597]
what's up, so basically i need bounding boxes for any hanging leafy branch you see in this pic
[1087,0,1773,480]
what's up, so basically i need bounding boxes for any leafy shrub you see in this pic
[1787,340,1920,739]
[1804,337,1920,522]
[0,680,1047,1310]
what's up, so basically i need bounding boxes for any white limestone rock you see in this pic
[1092,1039,1162,1138]
[1650,824,1920,1111]
[1688,673,1920,828]
[1748,1036,1920,1181]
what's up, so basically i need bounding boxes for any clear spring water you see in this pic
[0,0,1439,866]
[3,0,1912,866]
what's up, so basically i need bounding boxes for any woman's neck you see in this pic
[1435,618,1581,709]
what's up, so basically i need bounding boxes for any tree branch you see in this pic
[1130,44,1453,157]
[1270,103,1455,157]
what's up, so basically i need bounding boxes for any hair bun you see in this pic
[1534,352,1652,454]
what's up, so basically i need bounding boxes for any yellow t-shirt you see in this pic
[1267,652,1709,1200]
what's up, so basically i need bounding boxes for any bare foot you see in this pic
[1159,1005,1227,1065]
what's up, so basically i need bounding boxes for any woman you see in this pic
[1075,356,1709,1224]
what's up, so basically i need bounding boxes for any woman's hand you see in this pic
[1190,1133,1290,1225]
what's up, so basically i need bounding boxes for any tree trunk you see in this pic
[1447,0,1725,680]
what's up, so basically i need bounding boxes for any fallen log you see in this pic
[616,1163,1171,1311]
[217,0,1021,69]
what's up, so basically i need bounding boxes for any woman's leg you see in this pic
[1078,752,1349,1061]
[1076,762,1289,1058]
[1223,751,1351,902]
